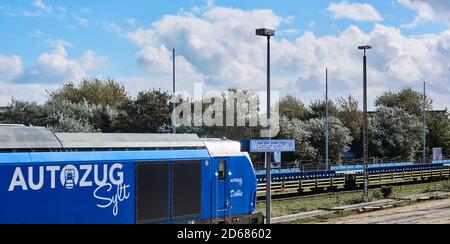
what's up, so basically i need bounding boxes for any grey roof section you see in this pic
[55,133,205,149]
[0,125,63,149]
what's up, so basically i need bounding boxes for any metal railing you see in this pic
[253,156,448,172]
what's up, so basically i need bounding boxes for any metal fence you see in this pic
[253,156,448,172]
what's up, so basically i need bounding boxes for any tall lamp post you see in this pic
[256,28,275,224]
[172,48,176,134]
[358,45,371,198]
[325,68,329,170]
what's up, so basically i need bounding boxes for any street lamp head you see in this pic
[256,28,275,37]
[358,45,372,50]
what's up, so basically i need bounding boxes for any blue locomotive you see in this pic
[0,125,263,224]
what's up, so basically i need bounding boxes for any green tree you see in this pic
[427,110,450,158]
[308,99,338,119]
[45,79,128,132]
[44,99,115,133]
[306,116,353,163]
[0,99,112,133]
[336,95,363,154]
[376,87,432,117]
[279,95,309,120]
[49,79,130,108]
[368,106,422,160]
[178,89,262,141]
[278,116,316,161]
[0,99,47,126]
[113,89,171,133]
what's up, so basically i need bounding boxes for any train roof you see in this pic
[55,133,204,149]
[0,125,203,151]
[0,125,247,157]
[0,125,63,150]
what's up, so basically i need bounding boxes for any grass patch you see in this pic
[392,180,450,197]
[257,191,379,218]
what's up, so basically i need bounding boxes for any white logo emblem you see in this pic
[60,165,79,190]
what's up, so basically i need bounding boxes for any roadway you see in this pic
[321,198,450,224]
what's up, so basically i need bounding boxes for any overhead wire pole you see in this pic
[358,45,371,198]
[172,48,176,134]
[423,81,426,163]
[325,68,329,170]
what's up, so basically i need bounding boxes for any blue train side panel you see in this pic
[227,156,257,217]
[0,150,213,224]
[0,161,135,224]
[206,155,257,220]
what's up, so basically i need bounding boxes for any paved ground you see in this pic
[321,198,450,224]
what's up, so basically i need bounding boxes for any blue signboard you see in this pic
[433,148,443,161]
[272,152,282,169]
[241,140,295,153]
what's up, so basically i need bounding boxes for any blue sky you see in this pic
[0,0,449,109]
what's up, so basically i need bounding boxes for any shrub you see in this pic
[380,186,393,198]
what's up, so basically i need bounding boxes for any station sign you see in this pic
[241,140,295,153]
[433,148,443,161]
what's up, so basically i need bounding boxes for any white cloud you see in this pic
[0,83,59,105]
[0,55,23,83]
[126,5,450,110]
[274,24,450,109]
[279,29,301,35]
[33,0,52,14]
[101,22,126,37]
[128,7,289,91]
[10,45,107,85]
[30,29,46,39]
[398,0,436,28]
[0,56,55,106]
[46,39,73,48]
[64,25,78,30]
[128,28,205,87]
[72,8,93,27]
[34,45,88,82]
[78,8,93,14]
[23,0,67,18]
[81,50,107,70]
[74,15,89,27]
[126,18,137,26]
[0,46,105,105]
[398,0,450,28]
[21,10,43,18]
[327,1,383,22]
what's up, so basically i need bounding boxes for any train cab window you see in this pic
[218,160,226,180]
